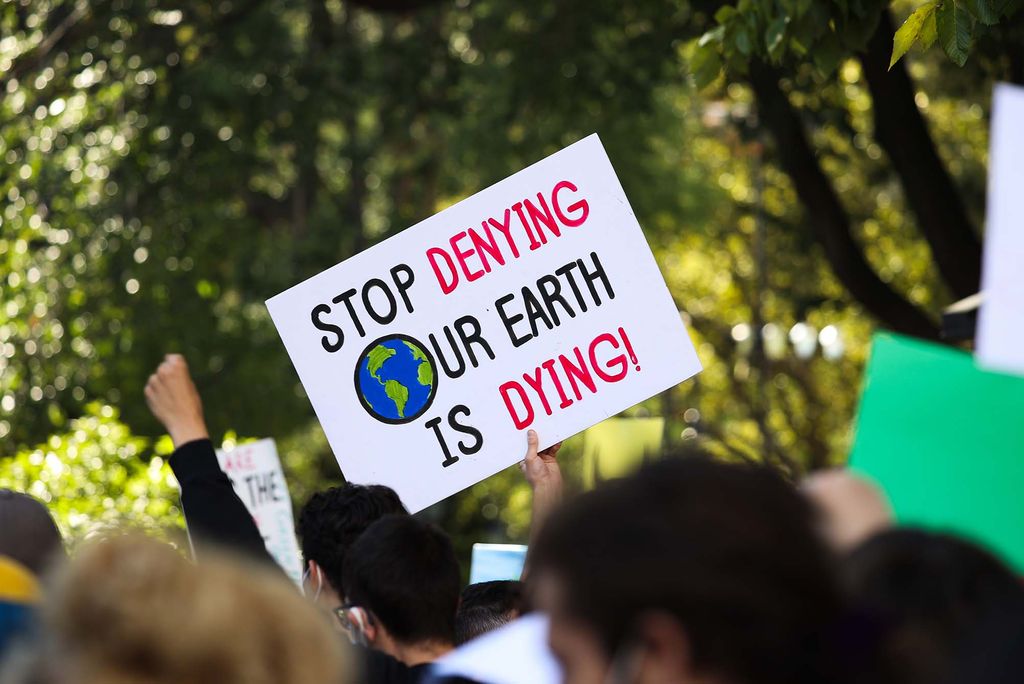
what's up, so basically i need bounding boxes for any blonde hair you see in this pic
[35,535,350,684]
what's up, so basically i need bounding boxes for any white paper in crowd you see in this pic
[267,134,702,511]
[977,83,1024,376]
[429,613,560,684]
[469,543,528,584]
[215,439,304,586]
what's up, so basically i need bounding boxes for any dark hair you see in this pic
[455,580,526,645]
[343,515,460,646]
[844,528,1024,684]
[532,452,842,684]
[297,484,407,591]
[0,490,65,575]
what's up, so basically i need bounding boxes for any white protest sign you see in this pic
[267,134,701,511]
[978,83,1024,376]
[216,439,304,585]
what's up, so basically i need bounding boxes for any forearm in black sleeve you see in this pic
[169,438,275,565]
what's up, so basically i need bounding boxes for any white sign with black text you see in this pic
[267,134,702,511]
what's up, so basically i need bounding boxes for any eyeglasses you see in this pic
[334,602,372,646]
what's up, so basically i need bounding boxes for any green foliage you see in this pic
[691,0,888,83]
[890,0,1023,68]
[0,403,184,543]
[688,0,1023,82]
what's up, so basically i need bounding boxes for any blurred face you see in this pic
[535,571,707,684]
[534,571,612,684]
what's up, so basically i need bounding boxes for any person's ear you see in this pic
[362,611,379,644]
[633,611,697,683]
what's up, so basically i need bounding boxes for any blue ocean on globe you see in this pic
[357,337,435,422]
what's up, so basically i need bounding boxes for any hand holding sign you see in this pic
[267,135,701,511]
[520,429,563,492]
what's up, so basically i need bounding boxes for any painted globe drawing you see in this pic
[355,334,437,424]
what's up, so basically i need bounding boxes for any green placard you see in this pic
[849,333,1024,571]
[582,417,664,489]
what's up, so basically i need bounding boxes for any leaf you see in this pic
[813,31,843,76]
[936,0,975,67]
[698,25,725,48]
[735,26,752,55]
[384,380,409,418]
[691,43,723,89]
[966,0,1001,24]
[714,5,738,24]
[765,15,790,59]
[918,10,939,49]
[890,1,939,69]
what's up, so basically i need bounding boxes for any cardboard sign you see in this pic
[267,135,701,511]
[849,333,1024,571]
[977,83,1024,376]
[216,439,304,585]
[582,417,664,488]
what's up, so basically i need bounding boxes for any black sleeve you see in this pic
[169,438,274,565]
[361,648,415,684]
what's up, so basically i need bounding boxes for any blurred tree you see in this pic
[690,0,1023,338]
[0,403,184,543]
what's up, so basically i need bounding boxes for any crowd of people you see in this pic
[0,353,1022,684]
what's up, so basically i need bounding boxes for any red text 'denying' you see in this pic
[426,180,590,295]
[499,327,639,430]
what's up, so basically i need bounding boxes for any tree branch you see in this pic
[858,10,982,299]
[747,60,941,341]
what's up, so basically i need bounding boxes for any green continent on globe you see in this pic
[384,379,409,418]
[362,339,434,419]
[367,344,396,382]
[403,340,434,388]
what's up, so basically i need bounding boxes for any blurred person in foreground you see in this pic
[145,354,562,682]
[0,534,350,684]
[340,515,462,682]
[843,528,1024,684]
[145,354,416,683]
[0,491,64,662]
[531,451,843,684]
[802,469,893,552]
[455,580,526,646]
[0,557,41,661]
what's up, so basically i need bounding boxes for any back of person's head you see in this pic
[844,528,1024,684]
[532,451,842,684]
[3,534,350,684]
[343,515,460,649]
[0,490,64,576]
[802,469,893,551]
[298,484,407,591]
[455,580,526,645]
